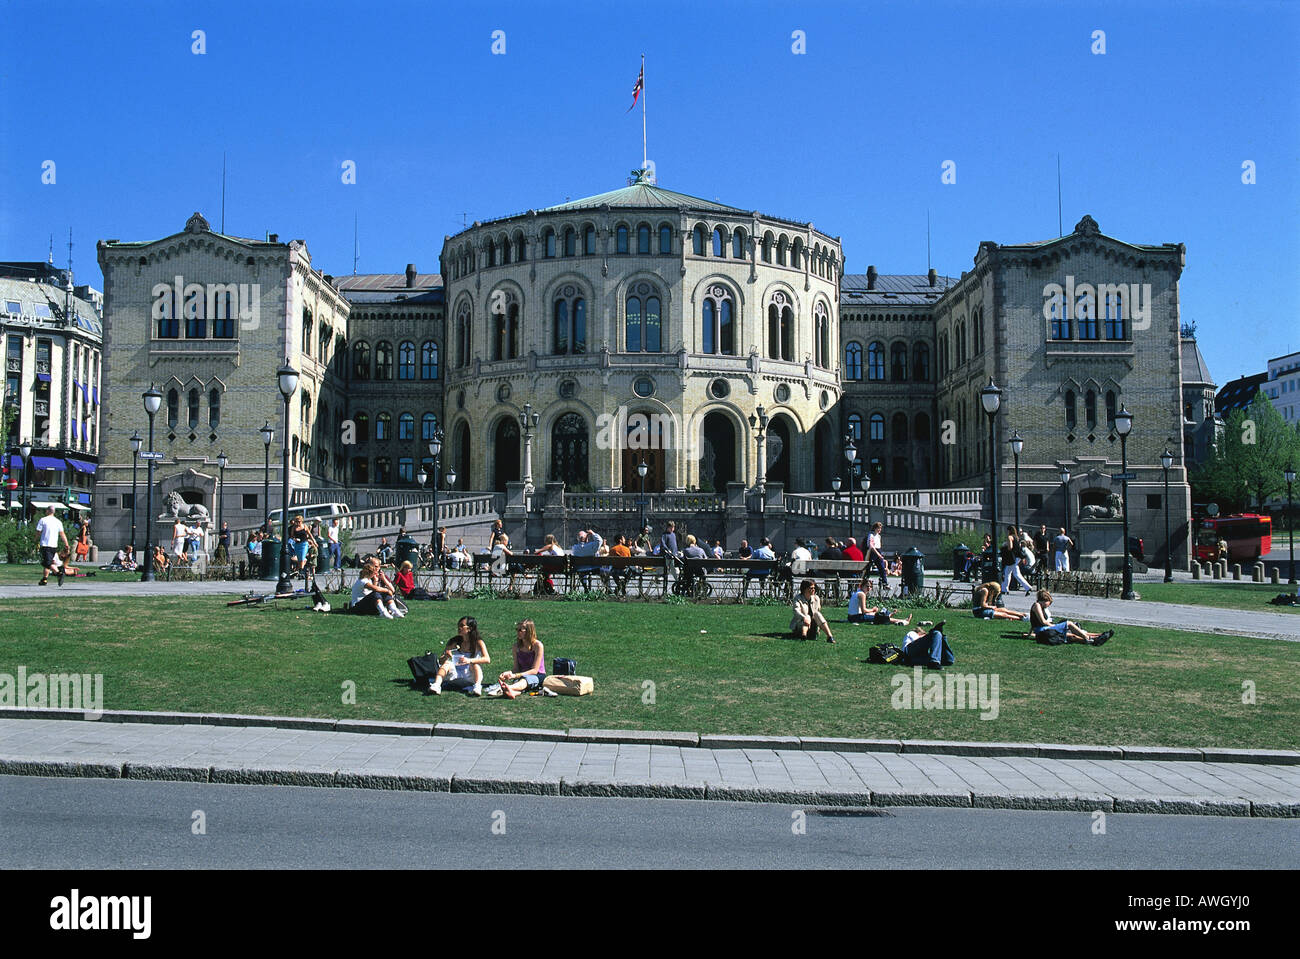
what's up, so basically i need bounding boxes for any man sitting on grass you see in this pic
[1028,589,1112,646]
[900,620,954,669]
[848,577,911,625]
[971,581,1027,620]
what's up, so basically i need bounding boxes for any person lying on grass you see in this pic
[971,581,1027,620]
[847,577,911,625]
[490,619,546,698]
[428,616,488,697]
[1028,589,1113,646]
[791,579,836,643]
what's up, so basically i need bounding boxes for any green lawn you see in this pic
[0,563,140,585]
[1,596,1296,750]
[1134,581,1300,614]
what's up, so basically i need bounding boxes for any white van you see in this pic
[267,503,351,527]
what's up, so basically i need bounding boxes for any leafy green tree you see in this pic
[1193,392,1300,511]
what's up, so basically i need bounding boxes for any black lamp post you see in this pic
[831,476,841,505]
[129,431,142,547]
[1114,405,1135,600]
[1285,463,1296,585]
[637,458,648,533]
[1161,448,1174,582]
[427,428,444,549]
[1009,431,1023,535]
[844,435,858,546]
[216,451,228,545]
[275,359,299,595]
[140,386,162,581]
[980,380,1003,576]
[1060,466,1071,537]
[19,437,32,528]
[860,473,871,540]
[748,405,770,493]
[260,421,273,533]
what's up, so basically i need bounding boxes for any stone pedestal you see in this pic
[1076,519,1124,574]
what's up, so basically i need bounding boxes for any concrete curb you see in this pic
[0,706,1296,766]
[0,757,1294,816]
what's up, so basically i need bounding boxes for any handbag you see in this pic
[407,652,442,687]
[552,657,577,676]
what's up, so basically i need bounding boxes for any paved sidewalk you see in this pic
[1,717,1296,816]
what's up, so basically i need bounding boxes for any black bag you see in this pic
[873,609,892,625]
[552,657,577,676]
[408,652,442,687]
[868,643,904,665]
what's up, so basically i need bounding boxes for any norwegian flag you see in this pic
[627,64,643,112]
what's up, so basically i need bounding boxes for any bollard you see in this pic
[1253,563,1264,583]
[1219,560,1229,579]
[1212,563,1222,580]
[1232,563,1241,581]
[1191,563,1201,580]
[1272,568,1281,585]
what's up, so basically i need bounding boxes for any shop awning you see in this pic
[36,373,51,383]
[28,500,67,510]
[65,458,97,474]
[31,456,67,471]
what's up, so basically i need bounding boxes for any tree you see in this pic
[1192,392,1300,511]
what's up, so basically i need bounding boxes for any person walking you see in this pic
[1052,528,1074,572]
[866,522,889,589]
[36,505,71,586]
[1001,527,1033,595]
[326,518,342,570]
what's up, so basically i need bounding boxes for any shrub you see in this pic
[0,517,38,565]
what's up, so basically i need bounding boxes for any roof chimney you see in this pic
[405,263,417,288]
[268,233,278,244]
[866,265,877,290]
[928,268,937,287]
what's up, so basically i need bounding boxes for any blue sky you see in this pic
[2,0,1297,382]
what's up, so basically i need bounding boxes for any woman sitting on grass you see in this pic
[971,581,1027,620]
[791,579,836,644]
[1028,589,1112,646]
[490,619,546,698]
[428,616,488,697]
[394,560,416,597]
[350,557,404,618]
[847,576,911,625]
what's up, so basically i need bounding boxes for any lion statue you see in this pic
[1079,492,1123,520]
[163,491,210,524]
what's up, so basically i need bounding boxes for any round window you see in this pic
[559,379,577,399]
[633,377,655,398]
[497,383,511,403]
[710,379,730,399]
[774,383,791,404]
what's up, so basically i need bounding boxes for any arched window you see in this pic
[815,302,830,368]
[890,343,908,381]
[375,456,391,484]
[693,225,706,256]
[376,412,391,441]
[422,412,438,441]
[456,303,471,368]
[1104,289,1125,339]
[552,289,586,355]
[616,225,629,254]
[398,341,415,379]
[626,296,640,352]
[637,224,651,254]
[847,412,863,442]
[374,341,393,380]
[208,388,220,428]
[300,393,311,442]
[487,239,496,267]
[1048,292,1069,339]
[188,388,200,429]
[712,228,724,257]
[1085,390,1097,429]
[563,227,576,257]
[914,343,930,381]
[892,412,909,444]
[761,233,773,263]
[915,412,931,441]
[544,229,556,258]
[766,293,794,361]
[167,389,179,429]
[500,236,510,264]
[732,229,746,259]
[867,342,886,380]
[185,298,206,339]
[972,308,983,355]
[301,309,312,356]
[514,234,526,262]
[421,341,438,379]
[399,412,415,441]
[701,285,735,355]
[845,341,863,380]
[955,321,966,366]
[791,238,804,270]
[318,326,330,362]
[937,334,948,378]
[355,412,369,443]
[776,236,788,266]
[156,290,179,339]
[869,413,885,442]
[1106,390,1117,428]
[584,226,596,255]
[1077,290,1098,339]
[1065,391,1077,430]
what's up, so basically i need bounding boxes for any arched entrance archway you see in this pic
[767,416,793,490]
[493,418,520,492]
[454,422,471,490]
[700,412,736,493]
[814,418,834,491]
[621,410,666,493]
[550,413,589,489]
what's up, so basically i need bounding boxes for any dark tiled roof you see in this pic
[1216,372,1268,413]
[333,273,443,292]
[1180,338,1215,386]
[840,273,957,306]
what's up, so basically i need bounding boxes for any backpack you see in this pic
[552,657,577,675]
[407,652,442,687]
[868,643,905,665]
[873,609,892,625]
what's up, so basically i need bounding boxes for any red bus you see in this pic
[1194,514,1273,563]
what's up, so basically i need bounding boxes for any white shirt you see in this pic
[327,523,339,544]
[37,515,63,548]
[791,546,812,562]
[868,532,883,553]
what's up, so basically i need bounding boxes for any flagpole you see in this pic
[641,54,647,173]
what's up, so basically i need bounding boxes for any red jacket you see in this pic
[394,569,415,596]
[842,544,865,562]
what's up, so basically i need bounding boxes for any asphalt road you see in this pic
[2,776,1295,869]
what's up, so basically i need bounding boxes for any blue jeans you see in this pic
[327,542,342,569]
[902,629,955,668]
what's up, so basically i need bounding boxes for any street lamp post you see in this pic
[129,431,142,547]
[831,476,841,502]
[1285,464,1296,585]
[1114,405,1135,600]
[1161,448,1174,582]
[981,380,1003,580]
[216,451,228,544]
[637,458,648,533]
[860,473,871,541]
[427,427,444,554]
[275,360,299,595]
[140,387,162,581]
[1060,467,1071,537]
[519,404,540,490]
[844,435,858,546]
[260,421,273,533]
[748,405,769,493]
[1009,431,1023,535]
[19,438,32,528]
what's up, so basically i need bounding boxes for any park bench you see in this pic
[678,557,787,600]
[789,558,870,600]
[472,552,671,596]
